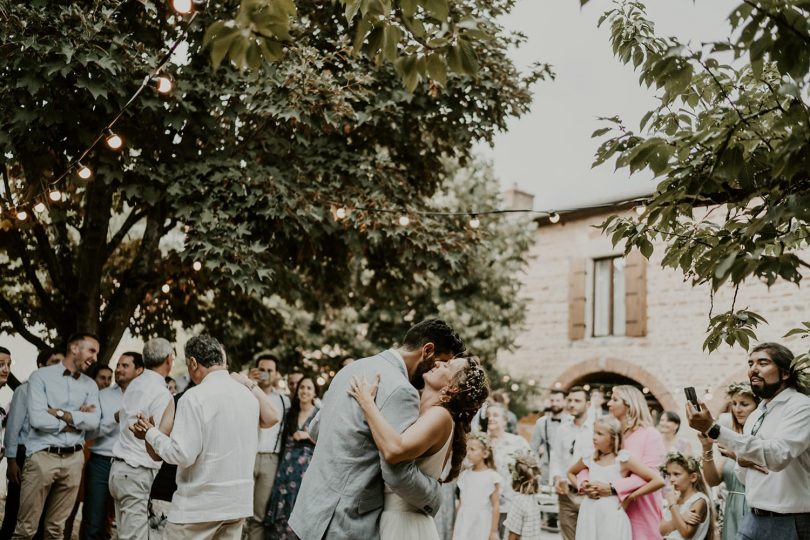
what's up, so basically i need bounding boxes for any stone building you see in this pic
[499,196,810,416]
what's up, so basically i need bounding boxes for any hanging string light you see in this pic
[172,0,193,14]
[335,207,348,220]
[192,261,202,271]
[77,163,93,180]
[469,216,480,229]
[161,283,171,293]
[635,204,646,215]
[48,189,62,202]
[104,129,123,150]
[398,215,410,226]
[33,202,46,213]
[155,75,173,94]
[548,212,560,224]
[16,210,28,221]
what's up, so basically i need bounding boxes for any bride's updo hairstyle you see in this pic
[439,356,489,482]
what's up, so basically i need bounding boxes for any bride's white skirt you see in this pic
[380,493,440,540]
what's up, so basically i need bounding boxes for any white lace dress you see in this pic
[575,450,633,540]
[380,430,453,540]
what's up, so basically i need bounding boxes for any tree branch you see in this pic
[742,1,810,47]
[0,295,50,351]
[30,221,70,300]
[105,208,148,259]
[7,229,61,328]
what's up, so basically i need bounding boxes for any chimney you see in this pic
[502,183,535,211]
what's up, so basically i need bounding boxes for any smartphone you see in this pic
[684,386,701,411]
[259,372,270,381]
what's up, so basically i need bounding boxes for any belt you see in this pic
[751,508,809,517]
[45,444,83,456]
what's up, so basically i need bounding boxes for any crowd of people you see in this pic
[0,327,807,540]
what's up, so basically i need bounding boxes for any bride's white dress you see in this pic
[380,430,453,540]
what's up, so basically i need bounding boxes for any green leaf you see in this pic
[426,54,447,86]
[422,0,449,21]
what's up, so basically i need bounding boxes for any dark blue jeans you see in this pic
[81,453,114,540]
[736,511,810,540]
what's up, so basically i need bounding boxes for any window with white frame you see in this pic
[592,256,626,337]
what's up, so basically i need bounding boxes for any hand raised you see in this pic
[347,374,381,408]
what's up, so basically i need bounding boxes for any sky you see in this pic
[485,0,737,210]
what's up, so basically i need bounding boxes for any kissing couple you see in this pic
[289,319,490,540]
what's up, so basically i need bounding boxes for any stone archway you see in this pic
[554,357,678,412]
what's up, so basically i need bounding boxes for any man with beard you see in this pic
[549,386,594,540]
[688,342,810,540]
[288,319,465,540]
[13,333,101,539]
[531,388,568,488]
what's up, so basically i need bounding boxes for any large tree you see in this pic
[587,0,810,374]
[0,0,543,366]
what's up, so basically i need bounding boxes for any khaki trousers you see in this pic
[166,518,245,540]
[12,450,84,540]
[243,452,279,540]
[558,492,581,540]
[108,460,159,540]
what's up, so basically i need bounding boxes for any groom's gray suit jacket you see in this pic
[288,350,441,540]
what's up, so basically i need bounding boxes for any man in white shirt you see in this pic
[244,353,289,540]
[110,338,175,540]
[83,352,144,540]
[531,389,568,487]
[131,334,279,539]
[688,342,810,540]
[549,386,594,540]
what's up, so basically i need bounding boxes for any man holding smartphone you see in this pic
[243,353,290,540]
[687,342,810,540]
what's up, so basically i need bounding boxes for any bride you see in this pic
[348,356,489,540]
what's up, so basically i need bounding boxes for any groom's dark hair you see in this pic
[401,319,465,356]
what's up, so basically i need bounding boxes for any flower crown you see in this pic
[726,381,755,398]
[508,452,540,484]
[661,451,701,475]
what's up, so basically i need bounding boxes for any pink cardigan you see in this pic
[578,426,666,540]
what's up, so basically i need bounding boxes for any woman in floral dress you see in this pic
[265,376,320,539]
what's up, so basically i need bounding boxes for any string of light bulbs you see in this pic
[0,5,201,222]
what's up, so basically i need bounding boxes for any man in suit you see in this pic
[289,319,466,540]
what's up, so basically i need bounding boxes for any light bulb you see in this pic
[635,204,646,215]
[501,375,510,382]
[510,383,519,392]
[77,163,93,179]
[398,215,410,226]
[554,381,562,389]
[528,379,536,386]
[335,207,347,219]
[161,283,170,293]
[16,210,28,221]
[642,386,650,394]
[548,212,560,224]
[105,130,123,150]
[192,261,202,271]
[34,202,46,213]
[469,216,480,229]
[172,0,193,14]
[49,190,62,202]
[316,376,326,386]
[156,76,173,94]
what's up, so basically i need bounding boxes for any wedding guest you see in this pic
[569,416,664,540]
[452,434,501,540]
[13,333,101,539]
[286,370,304,396]
[659,453,715,540]
[578,385,666,540]
[244,353,289,540]
[657,411,694,455]
[504,454,544,540]
[687,342,810,540]
[93,365,113,390]
[491,390,518,434]
[165,376,177,395]
[132,335,278,538]
[488,403,533,535]
[698,383,758,540]
[1,348,63,539]
[265,376,320,538]
[82,352,144,540]
[110,338,174,540]
[586,387,606,423]
[531,389,567,486]
[549,386,593,540]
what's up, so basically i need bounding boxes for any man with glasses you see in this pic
[110,338,174,540]
[243,353,290,540]
[688,342,810,540]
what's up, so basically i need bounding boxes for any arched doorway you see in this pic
[553,357,678,419]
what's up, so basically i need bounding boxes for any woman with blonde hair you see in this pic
[577,385,666,539]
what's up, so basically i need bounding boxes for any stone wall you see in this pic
[498,208,810,414]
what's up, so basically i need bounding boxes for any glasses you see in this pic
[751,411,767,436]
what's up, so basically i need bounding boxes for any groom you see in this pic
[289,319,466,540]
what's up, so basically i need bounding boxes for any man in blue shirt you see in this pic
[1,347,64,539]
[13,333,101,540]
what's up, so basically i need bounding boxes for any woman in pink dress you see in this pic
[578,385,666,540]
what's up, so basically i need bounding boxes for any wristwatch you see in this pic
[56,410,65,419]
[705,423,721,440]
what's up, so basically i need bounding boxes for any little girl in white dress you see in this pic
[453,435,501,540]
[568,416,665,540]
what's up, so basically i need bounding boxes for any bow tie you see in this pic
[63,369,80,380]
[550,418,562,423]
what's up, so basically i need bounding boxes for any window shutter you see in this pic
[568,258,587,340]
[624,250,648,337]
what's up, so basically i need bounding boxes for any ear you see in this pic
[423,342,435,356]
